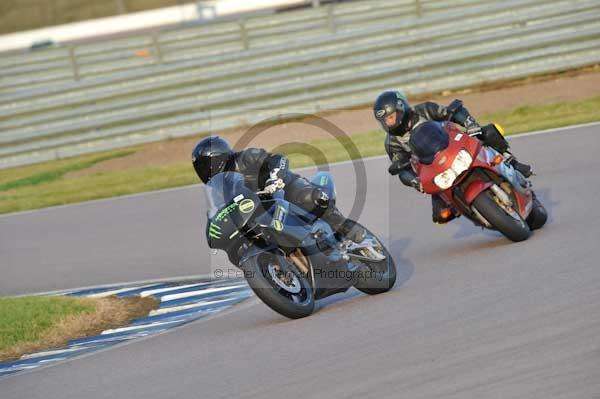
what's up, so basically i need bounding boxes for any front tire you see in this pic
[241,252,315,319]
[472,189,531,242]
[351,223,397,295]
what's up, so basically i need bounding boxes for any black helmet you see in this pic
[373,90,413,136]
[191,136,234,184]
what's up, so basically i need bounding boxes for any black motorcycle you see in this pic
[205,171,396,319]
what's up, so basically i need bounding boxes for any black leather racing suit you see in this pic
[385,100,511,223]
[231,147,351,238]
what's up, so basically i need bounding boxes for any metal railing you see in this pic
[0,0,492,91]
[0,0,599,169]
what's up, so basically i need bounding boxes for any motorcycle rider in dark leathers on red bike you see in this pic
[374,90,535,224]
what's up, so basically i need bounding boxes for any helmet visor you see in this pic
[194,153,232,184]
[378,110,403,133]
[384,111,398,128]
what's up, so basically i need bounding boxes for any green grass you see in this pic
[0,150,134,191]
[1,1,189,35]
[481,95,600,133]
[0,296,95,352]
[1,95,599,214]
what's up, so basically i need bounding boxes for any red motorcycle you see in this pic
[395,121,547,242]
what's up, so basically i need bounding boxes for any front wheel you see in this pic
[472,189,531,242]
[350,223,397,295]
[241,251,314,319]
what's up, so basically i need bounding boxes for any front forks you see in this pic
[343,238,387,262]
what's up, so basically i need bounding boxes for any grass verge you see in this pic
[2,0,182,35]
[0,150,134,191]
[0,295,159,362]
[1,95,599,214]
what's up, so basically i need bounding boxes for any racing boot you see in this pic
[504,152,533,177]
[323,206,366,244]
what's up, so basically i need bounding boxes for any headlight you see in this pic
[433,150,473,189]
[434,169,457,190]
[452,150,473,174]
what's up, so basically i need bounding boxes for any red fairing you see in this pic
[514,188,534,216]
[464,181,493,205]
[416,122,481,195]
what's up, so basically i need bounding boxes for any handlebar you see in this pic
[256,189,285,199]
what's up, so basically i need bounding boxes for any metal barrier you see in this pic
[0,0,599,168]
[0,0,493,91]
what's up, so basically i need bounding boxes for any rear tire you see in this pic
[472,190,531,242]
[241,252,314,319]
[351,223,397,295]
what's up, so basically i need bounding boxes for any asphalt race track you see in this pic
[1,124,599,398]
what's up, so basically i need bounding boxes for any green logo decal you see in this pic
[320,175,328,186]
[272,205,287,232]
[273,220,284,232]
[208,223,222,239]
[239,199,255,214]
[215,203,238,221]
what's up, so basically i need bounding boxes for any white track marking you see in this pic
[149,297,242,316]
[159,284,247,302]
[69,334,142,346]
[139,282,212,297]
[85,284,159,298]
[19,274,222,298]
[20,347,88,360]
[100,319,183,335]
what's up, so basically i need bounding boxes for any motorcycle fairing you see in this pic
[414,123,480,195]
[468,146,533,217]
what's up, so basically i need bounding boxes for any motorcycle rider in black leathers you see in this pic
[374,91,533,224]
[192,136,366,253]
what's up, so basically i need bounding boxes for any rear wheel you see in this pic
[472,189,531,242]
[241,252,314,319]
[350,223,397,295]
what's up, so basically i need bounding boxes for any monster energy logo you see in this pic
[208,223,222,239]
[215,203,239,221]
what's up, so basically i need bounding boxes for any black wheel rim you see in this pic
[258,253,311,305]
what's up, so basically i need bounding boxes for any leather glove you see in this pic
[264,168,285,194]
[464,125,482,138]
[311,189,330,209]
[459,114,481,136]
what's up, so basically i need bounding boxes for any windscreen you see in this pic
[205,172,247,218]
[408,121,449,165]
